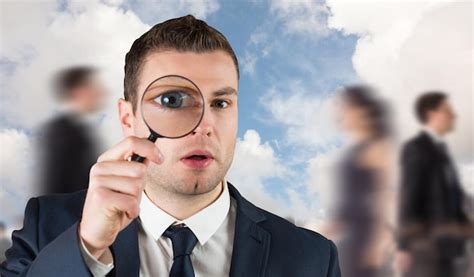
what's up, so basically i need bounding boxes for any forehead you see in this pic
[137,50,238,98]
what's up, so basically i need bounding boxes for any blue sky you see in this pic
[1,0,472,227]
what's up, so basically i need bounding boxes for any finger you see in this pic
[97,136,163,163]
[91,161,147,178]
[94,188,140,219]
[90,175,144,197]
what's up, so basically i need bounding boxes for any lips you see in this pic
[181,150,214,169]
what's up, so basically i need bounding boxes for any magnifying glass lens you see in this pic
[141,76,204,138]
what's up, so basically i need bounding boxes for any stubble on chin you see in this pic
[144,161,230,197]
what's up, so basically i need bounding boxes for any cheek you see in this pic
[215,112,237,152]
[443,114,453,124]
[343,111,357,126]
[155,139,177,156]
[221,134,237,164]
[220,112,238,136]
[432,113,444,123]
[340,112,349,123]
[133,116,152,137]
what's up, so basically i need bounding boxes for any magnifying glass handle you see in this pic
[131,132,159,163]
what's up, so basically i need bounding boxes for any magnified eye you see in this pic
[154,90,189,109]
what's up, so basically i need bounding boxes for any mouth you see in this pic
[181,150,214,169]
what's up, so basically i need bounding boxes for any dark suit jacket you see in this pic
[1,183,340,277]
[38,113,99,195]
[398,131,469,254]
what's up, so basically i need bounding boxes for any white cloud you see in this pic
[306,148,341,212]
[228,129,288,215]
[327,0,473,163]
[228,129,331,225]
[459,163,474,216]
[103,0,126,6]
[241,52,258,76]
[122,0,219,25]
[178,0,220,19]
[0,129,36,227]
[241,0,331,78]
[240,30,273,77]
[459,163,474,195]
[270,0,330,37]
[261,81,341,148]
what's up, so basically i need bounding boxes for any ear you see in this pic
[118,98,135,136]
[426,110,436,122]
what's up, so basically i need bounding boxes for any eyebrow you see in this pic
[212,86,237,97]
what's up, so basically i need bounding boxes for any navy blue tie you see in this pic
[164,225,198,277]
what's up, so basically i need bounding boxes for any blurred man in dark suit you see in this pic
[38,66,104,195]
[397,92,473,277]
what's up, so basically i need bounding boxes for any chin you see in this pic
[446,124,455,133]
[177,175,221,195]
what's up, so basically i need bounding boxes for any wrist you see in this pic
[80,235,113,264]
[78,222,109,261]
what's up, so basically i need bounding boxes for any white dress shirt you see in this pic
[80,181,236,277]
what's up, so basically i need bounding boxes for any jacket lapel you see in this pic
[228,183,271,277]
[110,219,140,277]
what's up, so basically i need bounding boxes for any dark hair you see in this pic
[342,85,391,138]
[415,92,447,123]
[53,66,96,100]
[124,15,239,112]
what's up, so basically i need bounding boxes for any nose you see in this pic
[191,110,213,137]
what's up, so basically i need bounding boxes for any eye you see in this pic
[212,99,230,109]
[154,90,190,109]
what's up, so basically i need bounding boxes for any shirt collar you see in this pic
[422,126,444,144]
[139,180,230,246]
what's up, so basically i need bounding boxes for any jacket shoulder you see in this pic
[228,183,334,251]
[34,190,86,239]
[36,190,86,215]
[404,132,432,150]
[1,190,91,276]
[256,207,339,275]
[402,133,433,159]
[259,207,333,247]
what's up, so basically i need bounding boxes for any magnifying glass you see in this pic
[131,75,205,162]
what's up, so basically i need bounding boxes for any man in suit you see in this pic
[38,66,104,195]
[1,15,340,277]
[396,92,473,277]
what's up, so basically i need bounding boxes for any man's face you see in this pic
[74,77,106,113]
[120,50,238,196]
[428,100,456,134]
[337,98,367,134]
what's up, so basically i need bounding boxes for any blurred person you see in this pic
[37,66,105,195]
[1,15,340,276]
[326,85,395,277]
[396,92,474,277]
[0,222,11,263]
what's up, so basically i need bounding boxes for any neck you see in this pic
[350,128,373,143]
[144,181,223,220]
[425,123,445,137]
[64,100,90,114]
